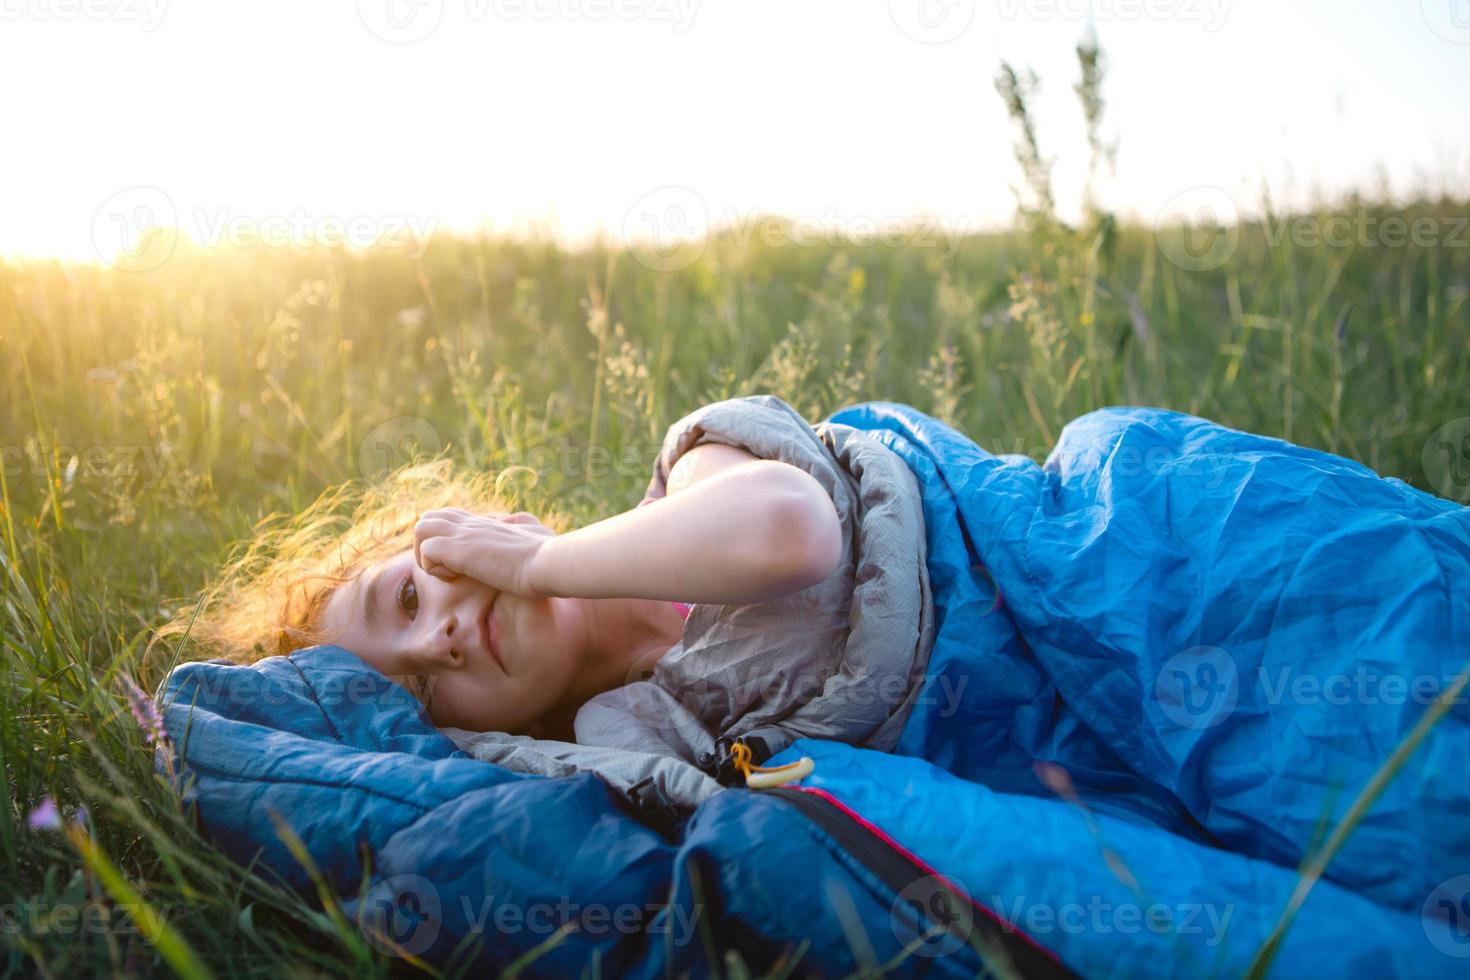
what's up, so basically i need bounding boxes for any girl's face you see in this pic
[317,547,583,733]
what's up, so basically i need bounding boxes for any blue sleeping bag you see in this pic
[159,403,1470,977]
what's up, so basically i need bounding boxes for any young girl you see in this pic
[154,395,936,781]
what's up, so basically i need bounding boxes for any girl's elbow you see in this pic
[767,489,844,590]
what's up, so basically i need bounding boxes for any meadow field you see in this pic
[3,175,1469,976]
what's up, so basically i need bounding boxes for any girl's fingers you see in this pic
[415,521,462,575]
[413,517,450,570]
[414,510,541,585]
[417,536,460,580]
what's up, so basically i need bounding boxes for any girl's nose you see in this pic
[415,614,464,668]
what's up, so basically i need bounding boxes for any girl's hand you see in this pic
[413,508,559,598]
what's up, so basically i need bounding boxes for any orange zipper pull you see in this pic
[729,741,815,789]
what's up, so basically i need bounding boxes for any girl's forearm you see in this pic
[528,463,841,604]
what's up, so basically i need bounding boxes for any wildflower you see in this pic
[119,674,173,751]
[26,796,61,831]
[25,796,89,833]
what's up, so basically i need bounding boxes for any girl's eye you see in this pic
[396,574,419,620]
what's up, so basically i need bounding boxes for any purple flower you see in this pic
[26,796,61,831]
[26,796,89,832]
[118,673,172,750]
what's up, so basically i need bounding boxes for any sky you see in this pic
[2,0,1467,263]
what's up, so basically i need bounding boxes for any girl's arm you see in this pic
[529,445,842,605]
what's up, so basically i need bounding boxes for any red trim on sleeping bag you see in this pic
[790,784,1065,967]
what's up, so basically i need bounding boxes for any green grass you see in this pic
[2,165,1468,975]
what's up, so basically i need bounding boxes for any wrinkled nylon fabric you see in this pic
[828,402,1470,914]
[575,393,936,765]
[448,393,935,808]
[158,402,1470,976]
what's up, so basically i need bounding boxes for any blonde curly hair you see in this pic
[145,459,572,681]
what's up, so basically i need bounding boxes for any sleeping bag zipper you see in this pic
[764,786,1077,980]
